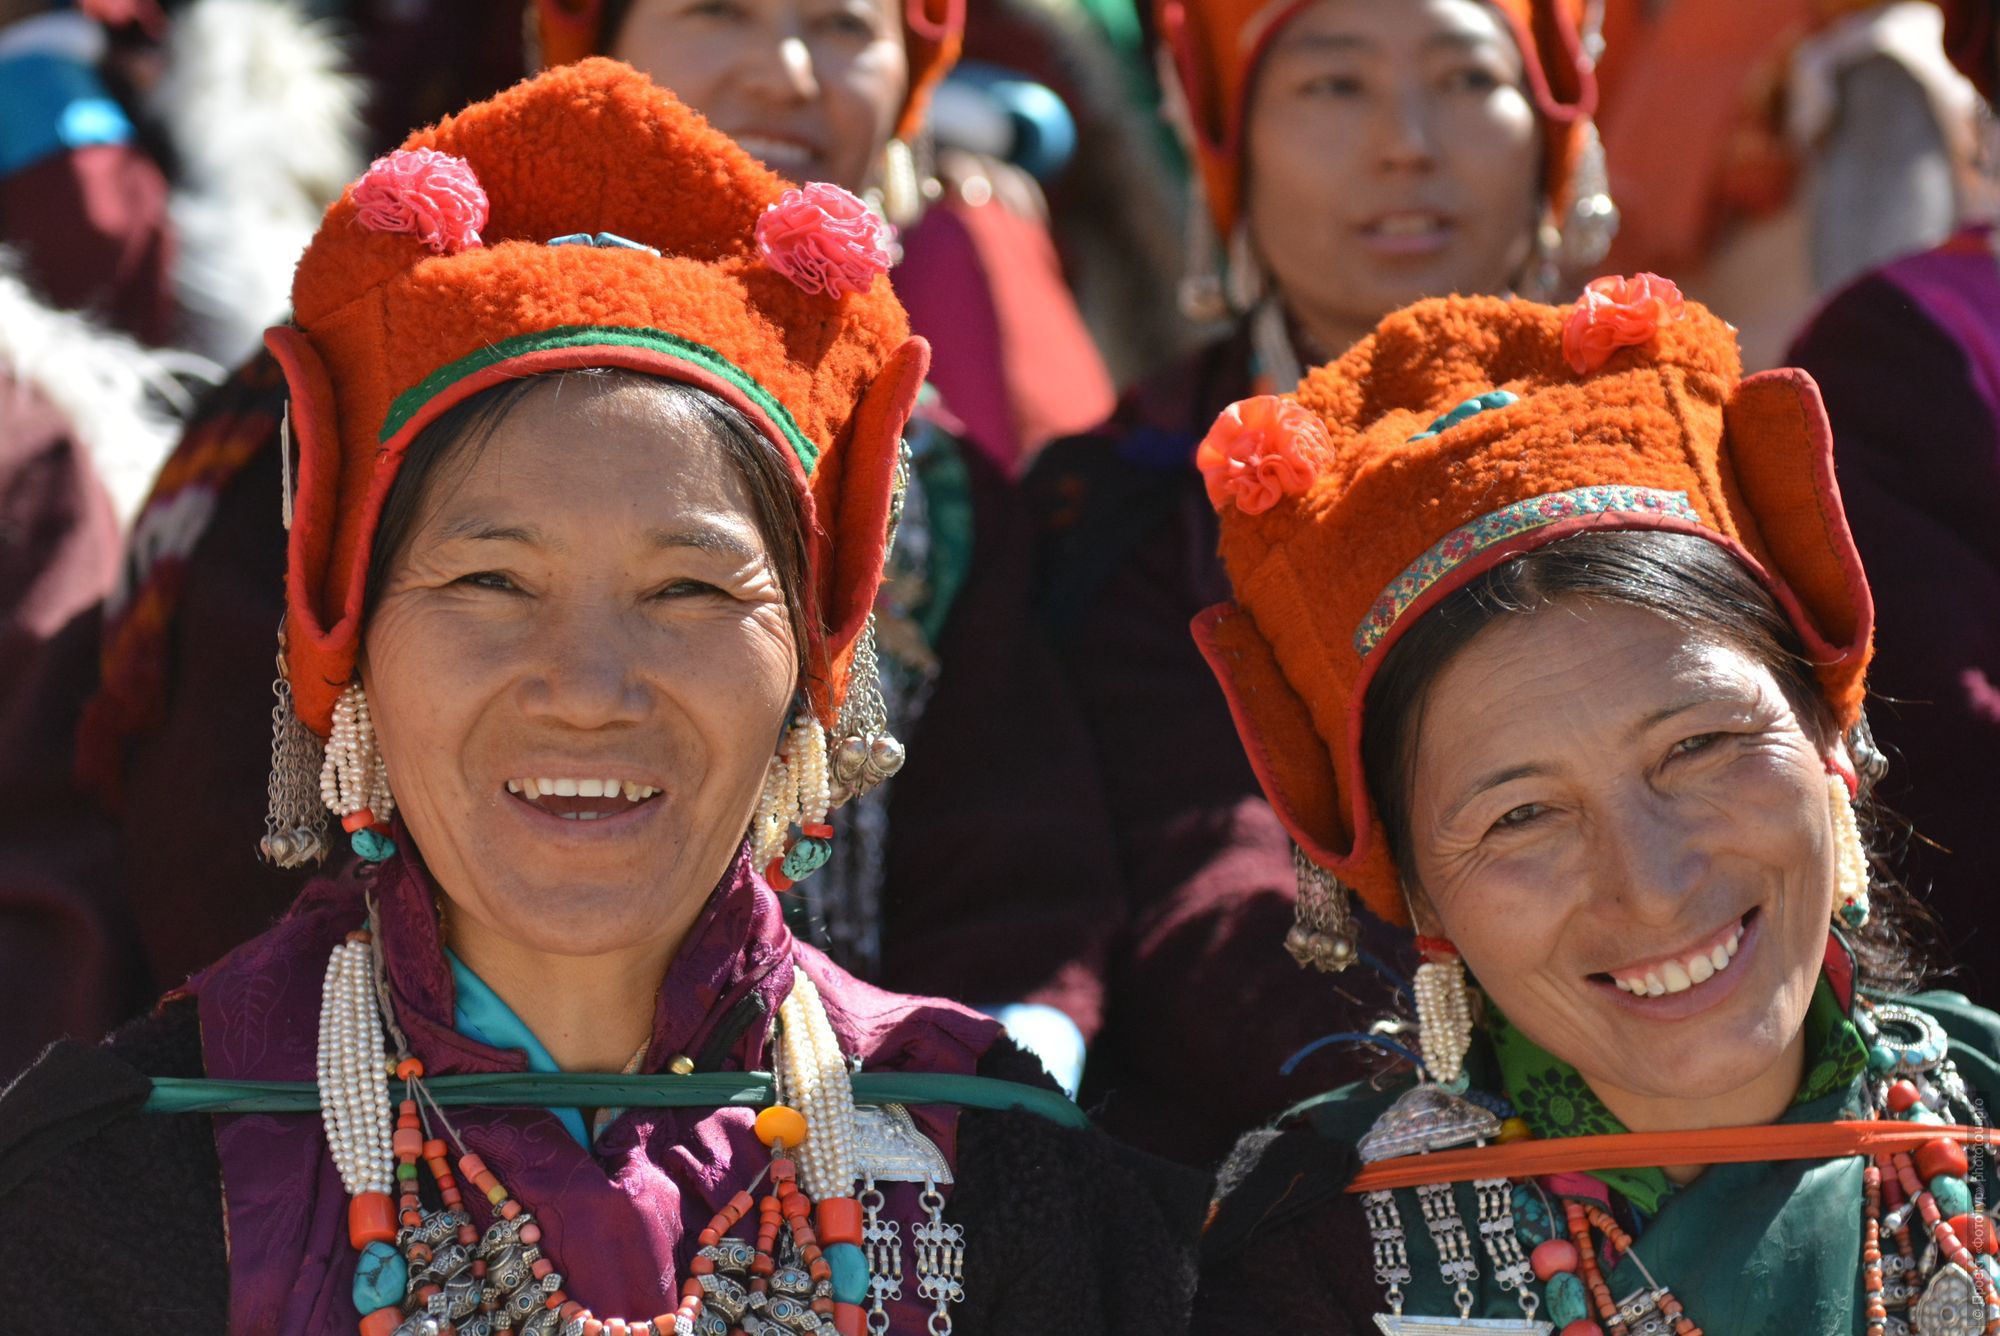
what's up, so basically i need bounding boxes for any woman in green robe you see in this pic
[1182,273,2000,1335]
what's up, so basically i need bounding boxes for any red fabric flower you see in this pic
[755,183,895,299]
[1562,272,1686,374]
[1195,395,1332,516]
[353,148,489,255]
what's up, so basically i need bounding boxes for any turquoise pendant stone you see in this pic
[825,1241,869,1304]
[353,1240,407,1313]
[1545,1270,1589,1327]
[1839,900,1869,929]
[781,835,833,882]
[1932,1174,1974,1218]
[352,829,397,863]
[1510,1185,1553,1245]
[1867,1044,1897,1074]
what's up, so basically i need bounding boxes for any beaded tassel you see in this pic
[1829,772,1871,930]
[1412,938,1473,1086]
[321,682,397,858]
[754,715,835,888]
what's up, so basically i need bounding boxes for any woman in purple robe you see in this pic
[0,62,1199,1335]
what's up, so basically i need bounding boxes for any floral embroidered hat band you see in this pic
[1191,275,1876,925]
[271,58,926,739]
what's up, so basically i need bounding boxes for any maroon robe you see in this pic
[190,840,997,1333]
[1024,327,1404,1167]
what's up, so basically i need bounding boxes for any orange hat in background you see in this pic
[534,0,965,142]
[273,58,928,739]
[1190,276,1872,924]
[1159,0,1599,240]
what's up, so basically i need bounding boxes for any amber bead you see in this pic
[754,1105,809,1150]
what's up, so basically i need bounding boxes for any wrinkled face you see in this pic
[1404,601,1838,1110]
[362,376,799,960]
[615,0,908,192]
[1244,0,1542,346]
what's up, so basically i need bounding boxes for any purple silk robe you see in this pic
[185,843,1001,1333]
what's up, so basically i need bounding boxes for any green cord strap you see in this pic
[143,1072,1090,1130]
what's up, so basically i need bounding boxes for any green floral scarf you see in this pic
[1488,978,1867,1215]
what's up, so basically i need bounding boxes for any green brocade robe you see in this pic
[1278,990,2000,1333]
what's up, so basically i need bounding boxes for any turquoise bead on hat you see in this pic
[825,1242,870,1304]
[352,828,397,862]
[353,1240,407,1313]
[781,834,834,882]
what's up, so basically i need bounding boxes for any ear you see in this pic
[806,336,929,717]
[1723,368,1874,729]
[1193,600,1408,925]
[266,325,352,737]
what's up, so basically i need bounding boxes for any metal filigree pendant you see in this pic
[1359,1085,1503,1163]
[854,1102,952,1184]
[1373,1318,1551,1334]
[1912,1261,1987,1336]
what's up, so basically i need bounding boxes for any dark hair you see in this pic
[1358,528,1932,993]
[363,370,815,686]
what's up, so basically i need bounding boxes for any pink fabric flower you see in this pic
[1195,395,1332,516]
[353,148,489,255]
[755,183,894,299]
[1562,272,1686,374]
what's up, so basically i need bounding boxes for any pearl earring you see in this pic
[753,710,834,890]
[1830,771,1871,931]
[1413,936,1473,1087]
[320,681,397,861]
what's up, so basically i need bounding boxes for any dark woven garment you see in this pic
[0,1002,1204,1336]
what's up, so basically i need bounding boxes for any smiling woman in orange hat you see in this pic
[1187,275,2000,1333]
[1022,0,1614,1167]
[0,61,1200,1334]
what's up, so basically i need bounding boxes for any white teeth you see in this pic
[522,778,540,799]
[510,776,659,803]
[550,777,578,797]
[506,779,522,794]
[1661,961,1692,993]
[1688,954,1715,984]
[1711,944,1731,971]
[1644,973,1666,996]
[577,779,604,798]
[1725,930,1740,957]
[1612,919,1748,996]
[604,778,620,797]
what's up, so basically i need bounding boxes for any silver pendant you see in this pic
[1373,1317,1552,1334]
[854,1102,952,1183]
[1359,1085,1502,1163]
[1912,1261,1987,1336]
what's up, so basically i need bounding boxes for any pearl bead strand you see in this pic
[316,932,393,1195]
[777,966,858,1201]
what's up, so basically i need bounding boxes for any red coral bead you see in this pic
[1560,1324,1605,1336]
[816,1198,864,1246]
[347,1192,398,1248]
[359,1308,404,1336]
[832,1302,867,1336]
[1949,1213,1999,1254]
[1532,1239,1581,1281]
[1885,1080,1922,1113]
[1916,1138,1970,1182]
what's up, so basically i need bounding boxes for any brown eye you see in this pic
[458,571,519,592]
[1669,733,1723,759]
[1493,802,1546,831]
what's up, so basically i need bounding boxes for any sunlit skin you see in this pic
[614,0,908,192]
[1402,602,1843,1166]
[361,376,798,1071]
[1243,0,1543,361]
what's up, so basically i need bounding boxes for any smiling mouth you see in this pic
[506,776,661,821]
[1592,909,1756,997]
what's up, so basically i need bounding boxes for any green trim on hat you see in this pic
[380,324,820,474]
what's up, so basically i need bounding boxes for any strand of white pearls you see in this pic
[319,683,395,822]
[316,934,394,1195]
[1830,772,1871,926]
[777,966,857,1201]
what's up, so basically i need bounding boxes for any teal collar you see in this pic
[445,949,592,1147]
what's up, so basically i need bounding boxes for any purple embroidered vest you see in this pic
[187,844,1000,1333]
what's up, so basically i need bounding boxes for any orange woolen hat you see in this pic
[1160,0,1598,239]
[273,58,928,739]
[534,0,965,143]
[1191,275,1873,924]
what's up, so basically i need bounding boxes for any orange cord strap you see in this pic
[1346,1120,1996,1193]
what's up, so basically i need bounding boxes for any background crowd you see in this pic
[2,0,1997,1174]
